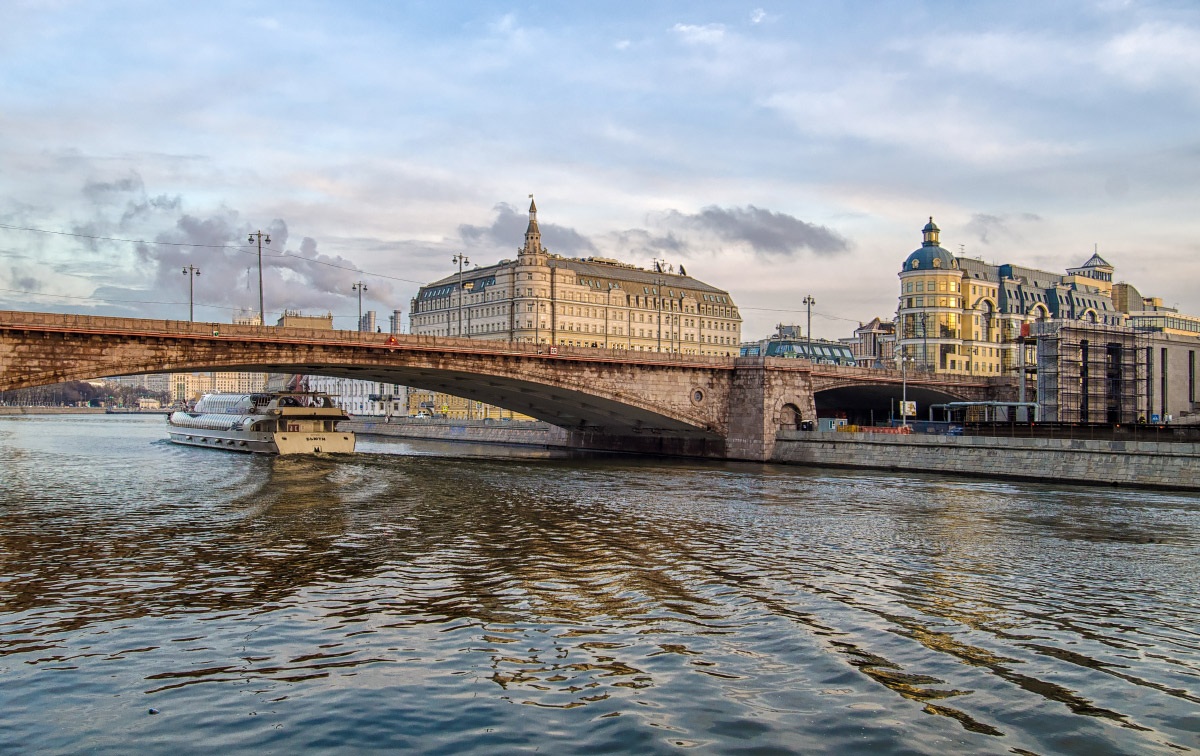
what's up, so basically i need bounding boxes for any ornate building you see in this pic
[410,199,742,356]
[896,218,1124,376]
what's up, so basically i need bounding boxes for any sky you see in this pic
[1,0,1197,339]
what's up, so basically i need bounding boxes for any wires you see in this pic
[0,222,429,285]
[0,286,363,322]
[1,221,878,327]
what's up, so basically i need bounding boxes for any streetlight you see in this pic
[352,281,368,331]
[248,230,271,325]
[897,347,914,428]
[181,265,201,322]
[803,295,816,361]
[452,252,469,337]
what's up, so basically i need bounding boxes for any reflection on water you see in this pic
[1,415,1199,755]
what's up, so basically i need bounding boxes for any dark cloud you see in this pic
[82,173,145,203]
[42,170,399,322]
[964,212,1042,245]
[10,267,42,291]
[614,228,691,258]
[664,205,849,257]
[458,203,596,256]
[136,212,395,318]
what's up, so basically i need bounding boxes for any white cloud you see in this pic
[750,9,767,24]
[763,75,1078,165]
[1101,22,1200,92]
[670,23,726,45]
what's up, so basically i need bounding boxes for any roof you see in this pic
[903,244,956,272]
[419,256,732,297]
[1079,252,1113,269]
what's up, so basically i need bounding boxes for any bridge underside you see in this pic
[244,362,723,442]
[815,385,974,424]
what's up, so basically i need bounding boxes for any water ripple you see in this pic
[1,415,1199,754]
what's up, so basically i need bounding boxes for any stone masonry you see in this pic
[1,310,1005,461]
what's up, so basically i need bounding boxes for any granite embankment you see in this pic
[342,417,569,447]
[773,430,1200,490]
[347,417,1200,490]
[0,407,106,415]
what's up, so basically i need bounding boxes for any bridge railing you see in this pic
[0,310,741,367]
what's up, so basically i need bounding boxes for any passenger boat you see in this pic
[166,392,355,454]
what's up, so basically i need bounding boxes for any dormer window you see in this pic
[932,258,942,268]
[912,260,920,269]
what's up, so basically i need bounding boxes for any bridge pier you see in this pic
[725,358,818,461]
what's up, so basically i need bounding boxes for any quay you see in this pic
[346,417,1200,491]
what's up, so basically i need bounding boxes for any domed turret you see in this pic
[903,217,956,271]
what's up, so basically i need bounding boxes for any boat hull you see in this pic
[167,428,355,454]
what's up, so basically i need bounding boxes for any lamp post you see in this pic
[898,349,914,428]
[181,265,201,322]
[452,252,469,337]
[248,230,271,325]
[352,281,368,331]
[803,295,816,361]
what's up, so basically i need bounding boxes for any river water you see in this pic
[0,414,1198,755]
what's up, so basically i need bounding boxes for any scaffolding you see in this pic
[1033,320,1150,424]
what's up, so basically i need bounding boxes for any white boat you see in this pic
[167,392,355,454]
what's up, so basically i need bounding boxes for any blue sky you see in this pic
[2,0,1197,338]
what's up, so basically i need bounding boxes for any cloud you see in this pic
[963,212,1043,246]
[82,173,146,203]
[10,267,42,291]
[671,23,726,45]
[661,205,849,257]
[457,203,596,256]
[1102,22,1200,93]
[750,8,767,24]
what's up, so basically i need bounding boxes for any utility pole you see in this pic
[452,252,469,337]
[352,281,368,331]
[248,230,271,325]
[181,265,200,322]
[657,283,663,352]
[803,295,816,360]
[463,281,474,337]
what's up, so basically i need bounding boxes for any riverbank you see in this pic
[342,417,568,447]
[773,430,1200,491]
[327,418,1200,491]
[0,406,106,415]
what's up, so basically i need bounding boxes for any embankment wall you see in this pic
[342,418,569,447]
[772,431,1200,490]
[0,407,105,415]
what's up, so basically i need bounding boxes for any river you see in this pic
[1,414,1198,754]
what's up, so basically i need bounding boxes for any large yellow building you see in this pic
[410,199,742,356]
[896,218,1125,377]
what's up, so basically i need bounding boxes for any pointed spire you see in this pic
[522,195,542,257]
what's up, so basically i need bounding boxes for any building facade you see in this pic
[897,218,1124,377]
[840,317,896,367]
[410,199,742,356]
[306,376,406,417]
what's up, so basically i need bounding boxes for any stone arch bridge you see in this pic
[0,311,1013,460]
